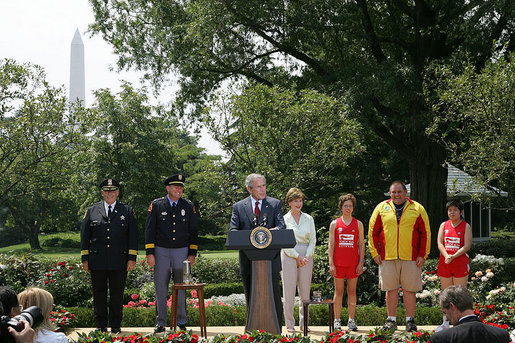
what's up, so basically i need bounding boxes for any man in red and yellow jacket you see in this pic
[369,180,431,333]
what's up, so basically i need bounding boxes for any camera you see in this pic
[1,306,42,343]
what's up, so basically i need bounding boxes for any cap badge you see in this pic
[108,179,112,186]
[178,175,183,180]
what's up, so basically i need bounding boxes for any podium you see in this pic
[226,228,295,334]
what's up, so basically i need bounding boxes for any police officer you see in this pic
[81,179,138,334]
[145,174,198,333]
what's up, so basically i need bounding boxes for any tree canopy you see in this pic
[88,0,514,253]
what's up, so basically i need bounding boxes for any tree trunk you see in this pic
[407,141,447,258]
[26,222,41,250]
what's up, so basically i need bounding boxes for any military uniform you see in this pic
[80,179,138,332]
[145,174,198,331]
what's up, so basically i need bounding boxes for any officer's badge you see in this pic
[178,174,183,180]
[120,215,125,220]
[181,209,186,216]
[161,212,167,216]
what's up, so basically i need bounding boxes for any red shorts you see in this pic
[335,265,358,279]
[437,255,470,278]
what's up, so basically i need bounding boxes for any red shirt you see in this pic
[333,217,359,267]
[439,219,469,265]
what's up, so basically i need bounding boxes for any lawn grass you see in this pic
[0,232,237,259]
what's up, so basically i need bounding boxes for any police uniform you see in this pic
[80,179,138,332]
[145,174,198,331]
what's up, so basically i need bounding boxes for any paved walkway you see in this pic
[67,325,438,341]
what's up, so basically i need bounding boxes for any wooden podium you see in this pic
[226,228,295,334]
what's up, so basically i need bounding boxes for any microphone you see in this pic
[262,213,268,227]
[252,214,258,227]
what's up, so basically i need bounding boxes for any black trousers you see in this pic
[90,269,127,329]
[242,271,283,328]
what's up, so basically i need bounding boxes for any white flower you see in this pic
[481,276,488,282]
[486,272,494,278]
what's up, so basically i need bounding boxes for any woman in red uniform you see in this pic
[328,194,365,331]
[436,199,472,331]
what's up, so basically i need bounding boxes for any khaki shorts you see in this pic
[378,259,422,292]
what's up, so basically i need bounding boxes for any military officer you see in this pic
[80,178,138,334]
[145,173,198,333]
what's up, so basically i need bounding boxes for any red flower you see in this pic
[131,294,139,300]
[190,290,198,298]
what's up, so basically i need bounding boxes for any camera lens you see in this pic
[8,306,43,331]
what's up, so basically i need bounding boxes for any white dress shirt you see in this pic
[283,211,316,258]
[103,200,117,216]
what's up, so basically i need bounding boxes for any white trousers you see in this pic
[280,244,313,329]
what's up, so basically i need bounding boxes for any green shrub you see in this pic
[469,238,515,258]
[192,255,240,284]
[41,238,81,249]
[204,282,243,298]
[0,253,43,293]
[38,260,92,307]
[198,235,226,250]
[68,307,95,327]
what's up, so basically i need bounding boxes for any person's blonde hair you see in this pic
[285,187,306,203]
[18,287,55,330]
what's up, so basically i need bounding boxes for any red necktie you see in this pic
[254,201,260,218]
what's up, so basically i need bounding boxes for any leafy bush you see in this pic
[469,238,515,258]
[204,282,243,298]
[192,256,241,284]
[0,253,43,293]
[41,237,81,248]
[38,260,92,307]
[126,259,154,290]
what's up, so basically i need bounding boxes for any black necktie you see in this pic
[108,205,113,218]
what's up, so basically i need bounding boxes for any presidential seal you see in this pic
[250,226,272,249]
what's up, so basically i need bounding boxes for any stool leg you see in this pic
[303,304,308,336]
[170,288,179,330]
[198,287,207,338]
[328,303,334,332]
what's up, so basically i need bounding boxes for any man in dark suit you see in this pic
[230,173,286,327]
[81,179,138,334]
[430,285,510,343]
[145,173,198,333]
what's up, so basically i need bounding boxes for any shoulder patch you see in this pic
[148,203,153,212]
[83,210,87,219]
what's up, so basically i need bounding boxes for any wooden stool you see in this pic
[170,283,207,338]
[301,299,334,336]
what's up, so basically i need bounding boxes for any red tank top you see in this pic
[442,220,467,254]
[333,217,359,267]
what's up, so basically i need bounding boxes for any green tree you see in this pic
[81,83,221,234]
[89,1,514,254]
[427,52,515,207]
[0,59,87,249]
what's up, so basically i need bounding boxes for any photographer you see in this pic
[17,288,67,343]
[0,287,35,343]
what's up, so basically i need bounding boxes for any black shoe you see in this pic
[405,318,417,332]
[111,328,121,334]
[154,325,165,333]
[95,328,107,333]
[382,319,397,333]
[178,324,186,331]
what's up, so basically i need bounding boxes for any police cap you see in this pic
[99,178,120,191]
[164,174,185,186]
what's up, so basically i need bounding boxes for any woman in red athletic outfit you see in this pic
[435,199,472,331]
[328,194,364,331]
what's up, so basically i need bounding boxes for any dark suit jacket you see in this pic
[430,316,510,343]
[81,201,138,270]
[229,195,286,274]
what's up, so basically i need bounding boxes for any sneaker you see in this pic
[406,318,417,332]
[347,318,358,331]
[154,325,165,333]
[334,318,341,330]
[435,322,449,332]
[382,318,397,332]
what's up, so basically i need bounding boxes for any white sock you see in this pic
[388,316,396,322]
